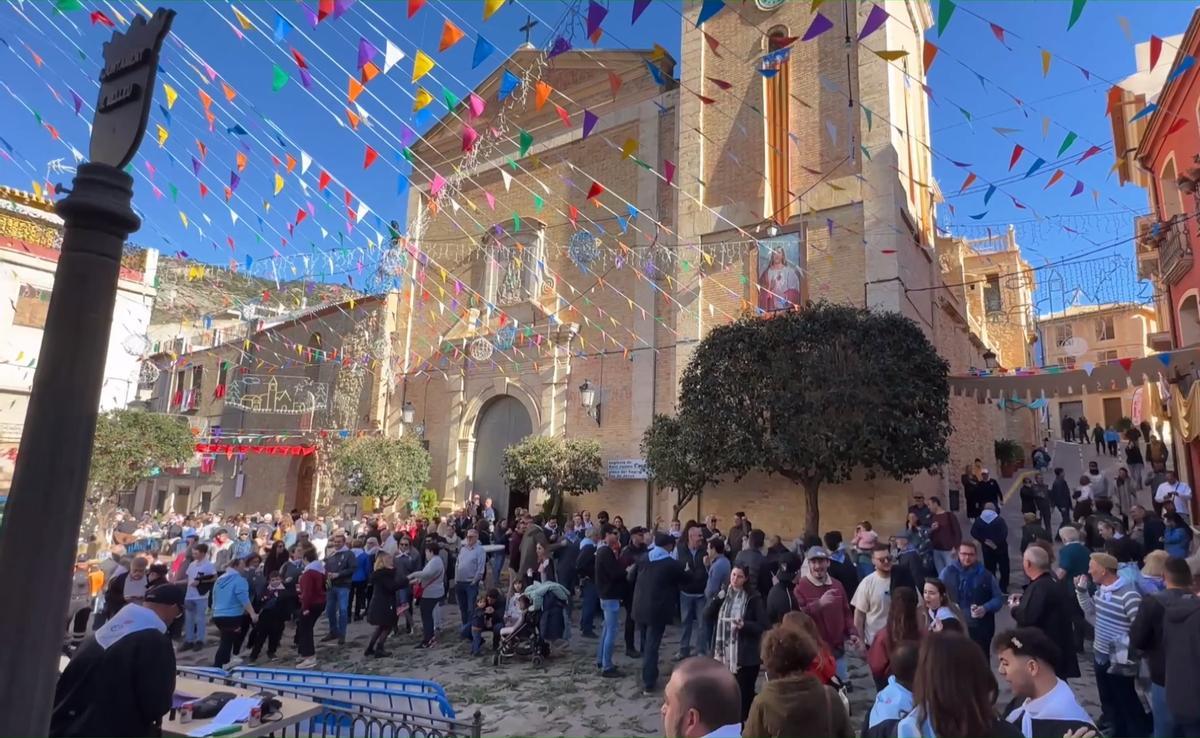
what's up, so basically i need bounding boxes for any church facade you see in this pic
[385,0,1024,538]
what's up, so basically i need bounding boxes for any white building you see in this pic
[0,186,158,492]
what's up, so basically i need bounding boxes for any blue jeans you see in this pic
[1150,683,1176,738]
[579,580,598,635]
[641,622,667,691]
[489,554,506,588]
[598,599,620,671]
[933,549,955,576]
[834,650,848,682]
[324,586,350,638]
[678,593,704,657]
[455,581,478,626]
[184,598,207,644]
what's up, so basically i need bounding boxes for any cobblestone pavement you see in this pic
[172,439,1134,736]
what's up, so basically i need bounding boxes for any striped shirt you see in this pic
[1076,578,1141,659]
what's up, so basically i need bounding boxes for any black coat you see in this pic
[827,556,860,601]
[703,588,768,667]
[1138,514,1166,553]
[51,624,175,737]
[677,544,708,595]
[575,542,597,583]
[366,568,401,628]
[632,555,684,626]
[1050,478,1072,509]
[766,580,796,625]
[1011,572,1080,679]
[594,544,625,600]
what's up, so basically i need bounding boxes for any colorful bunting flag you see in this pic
[439,20,466,51]
[1057,131,1078,156]
[498,69,520,100]
[232,6,254,31]
[859,5,888,40]
[1150,35,1163,70]
[468,92,486,118]
[1129,103,1157,122]
[413,88,433,111]
[472,35,496,69]
[443,87,460,110]
[958,172,976,193]
[272,65,289,92]
[408,0,424,18]
[162,83,178,110]
[318,171,332,190]
[519,130,533,157]
[535,80,552,110]
[621,138,638,159]
[664,160,675,185]
[990,23,1007,46]
[696,0,724,27]
[1067,0,1087,29]
[799,13,832,42]
[363,146,378,169]
[703,31,722,57]
[382,40,404,73]
[984,184,996,205]
[582,110,599,139]
[430,173,446,196]
[1024,157,1045,178]
[1077,145,1101,164]
[1044,169,1064,190]
[1041,50,1052,77]
[357,37,378,69]
[274,13,292,42]
[1168,56,1195,82]
[1008,144,1024,171]
[90,10,115,26]
[273,173,284,195]
[554,104,571,126]
[348,76,365,102]
[412,51,435,83]
[587,0,608,37]
[462,125,479,152]
[1070,180,1085,197]
[586,181,604,200]
[923,41,938,73]
[156,124,169,147]
[936,0,955,35]
[483,0,505,21]
[874,50,908,61]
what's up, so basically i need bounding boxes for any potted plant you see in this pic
[994,438,1024,478]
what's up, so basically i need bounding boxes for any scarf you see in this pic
[714,588,747,673]
[94,603,166,650]
[304,560,325,574]
[804,569,832,588]
[1005,679,1094,738]
[980,509,999,524]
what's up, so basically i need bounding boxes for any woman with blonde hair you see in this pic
[364,550,400,657]
[743,625,852,738]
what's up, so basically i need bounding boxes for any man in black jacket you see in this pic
[51,584,184,737]
[674,525,708,658]
[823,531,860,601]
[594,528,625,677]
[765,553,799,625]
[621,528,649,657]
[633,533,684,695]
[1050,468,1073,533]
[1009,546,1079,679]
[995,628,1095,738]
[576,529,601,638]
[1130,557,1197,738]
[1129,505,1165,554]
[323,532,356,645]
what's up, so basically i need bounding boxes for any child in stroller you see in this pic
[494,579,570,666]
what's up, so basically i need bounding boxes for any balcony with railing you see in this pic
[1159,216,1194,285]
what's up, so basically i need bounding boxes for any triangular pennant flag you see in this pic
[443,87,461,110]
[519,130,533,157]
[936,0,955,34]
[222,81,237,102]
[586,181,604,200]
[632,0,651,24]
[703,31,722,57]
[696,0,724,27]
[472,35,495,69]
[357,38,378,69]
[319,171,332,190]
[554,104,571,126]
[462,125,478,152]
[501,170,513,191]
[859,5,888,40]
[273,13,292,42]
[535,80,552,110]
[874,49,908,61]
[483,0,504,21]
[439,20,466,51]
[412,51,435,83]
[608,72,623,99]
[485,191,495,210]
[582,110,599,139]
[1024,157,1046,178]
[1070,180,1085,197]
[1077,145,1101,164]
[285,154,296,174]
[1057,131,1078,156]
[383,40,405,73]
[300,151,312,174]
[468,92,486,118]
[274,173,284,195]
[958,172,976,193]
[1067,0,1087,29]
[664,159,675,185]
[413,88,433,111]
[156,124,169,147]
[232,6,254,31]
[1083,362,1095,376]
[1044,169,1065,190]
[923,41,938,73]
[1041,50,1052,77]
[1168,55,1195,83]
[984,184,996,205]
[707,77,732,90]
[802,12,834,41]
[272,65,289,92]
[1130,103,1157,122]
[1118,357,1133,373]
[1008,144,1024,171]
[348,76,364,102]
[163,83,178,109]
[1158,352,1172,366]
[1150,35,1163,70]
[498,69,520,100]
[620,138,638,159]
[408,0,424,18]
[364,145,378,169]
[645,59,666,86]
[587,0,608,37]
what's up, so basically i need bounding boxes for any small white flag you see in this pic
[384,40,405,74]
[501,170,513,192]
[300,150,312,175]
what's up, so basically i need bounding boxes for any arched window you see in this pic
[765,27,791,225]
[1178,292,1200,347]
[1160,155,1184,218]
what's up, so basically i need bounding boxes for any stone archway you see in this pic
[471,395,533,521]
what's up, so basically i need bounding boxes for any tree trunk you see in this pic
[672,490,698,521]
[802,478,821,539]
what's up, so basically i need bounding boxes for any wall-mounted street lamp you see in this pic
[401,400,415,425]
[983,348,999,370]
[580,379,601,426]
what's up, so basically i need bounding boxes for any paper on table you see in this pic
[172,692,201,709]
[185,696,258,737]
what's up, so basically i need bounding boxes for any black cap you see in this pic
[144,583,186,608]
[654,532,673,548]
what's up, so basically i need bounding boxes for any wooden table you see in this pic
[162,676,325,738]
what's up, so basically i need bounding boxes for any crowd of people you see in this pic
[61,452,1200,738]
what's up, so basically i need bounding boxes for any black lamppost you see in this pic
[0,10,174,735]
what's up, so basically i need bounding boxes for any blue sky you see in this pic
[0,0,1195,312]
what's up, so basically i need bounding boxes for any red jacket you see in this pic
[298,568,326,612]
[792,577,855,653]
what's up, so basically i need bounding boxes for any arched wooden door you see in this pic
[294,454,316,513]
[472,395,532,520]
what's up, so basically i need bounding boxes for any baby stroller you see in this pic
[493,582,568,667]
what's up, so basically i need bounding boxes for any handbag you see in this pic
[828,674,851,717]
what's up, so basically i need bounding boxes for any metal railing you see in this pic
[1160,215,1194,285]
[178,669,482,738]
